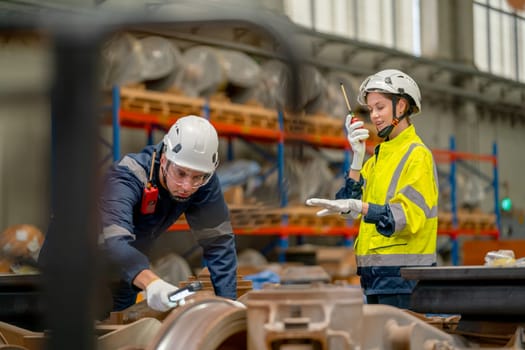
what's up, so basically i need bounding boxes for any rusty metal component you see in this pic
[279,265,331,285]
[243,284,364,350]
[362,304,463,350]
[243,283,524,350]
[0,318,163,350]
[146,294,247,350]
[0,321,43,350]
[97,318,162,350]
[107,299,170,325]
[0,345,30,349]
[2,283,525,349]
[180,268,253,298]
[105,290,216,325]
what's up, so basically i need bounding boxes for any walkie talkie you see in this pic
[340,82,362,126]
[140,150,158,214]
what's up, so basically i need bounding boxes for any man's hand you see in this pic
[145,279,179,312]
[306,198,363,219]
[346,115,369,171]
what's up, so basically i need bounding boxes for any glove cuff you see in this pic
[341,210,360,220]
[351,154,364,171]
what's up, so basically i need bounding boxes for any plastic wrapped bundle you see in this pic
[236,60,325,113]
[141,36,183,91]
[173,45,225,97]
[216,49,262,101]
[248,149,341,206]
[101,32,144,88]
[216,159,261,190]
[301,64,326,115]
[101,34,180,90]
[139,36,179,80]
[457,172,485,211]
[217,49,261,88]
[233,59,290,108]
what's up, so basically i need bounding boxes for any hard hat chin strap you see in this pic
[377,96,408,139]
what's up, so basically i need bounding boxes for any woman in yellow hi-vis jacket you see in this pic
[307,69,438,309]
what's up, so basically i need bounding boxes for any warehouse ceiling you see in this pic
[2,0,525,123]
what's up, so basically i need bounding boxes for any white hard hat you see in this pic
[163,115,219,173]
[357,69,422,116]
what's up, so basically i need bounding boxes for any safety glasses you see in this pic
[163,161,212,189]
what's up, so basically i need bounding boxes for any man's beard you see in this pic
[170,194,190,202]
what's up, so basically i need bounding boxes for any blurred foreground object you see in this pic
[507,0,525,10]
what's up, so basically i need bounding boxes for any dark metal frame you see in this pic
[1,4,302,349]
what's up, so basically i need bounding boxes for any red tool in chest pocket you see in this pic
[141,150,158,215]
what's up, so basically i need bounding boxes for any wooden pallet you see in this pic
[177,207,495,233]
[175,205,357,230]
[281,206,350,228]
[229,205,356,229]
[229,206,283,227]
[458,211,497,231]
[173,206,282,228]
[208,99,279,130]
[120,87,203,117]
[438,211,454,230]
[182,268,253,297]
[121,87,279,130]
[438,210,497,231]
[118,87,379,139]
[290,114,345,138]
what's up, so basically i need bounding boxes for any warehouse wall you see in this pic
[0,95,51,230]
[0,36,52,234]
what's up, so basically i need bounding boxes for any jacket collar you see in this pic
[374,124,417,156]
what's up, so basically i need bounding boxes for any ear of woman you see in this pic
[397,98,408,117]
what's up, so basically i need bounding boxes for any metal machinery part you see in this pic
[402,266,525,345]
[0,346,30,350]
[244,283,365,350]
[242,283,458,350]
[0,275,43,332]
[146,293,247,350]
[99,284,463,350]
[241,283,523,350]
[402,266,525,316]
[1,283,525,349]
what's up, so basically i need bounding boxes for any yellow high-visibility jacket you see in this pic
[354,125,438,294]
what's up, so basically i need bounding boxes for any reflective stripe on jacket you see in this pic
[100,143,237,299]
[355,125,438,293]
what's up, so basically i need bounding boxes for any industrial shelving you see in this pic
[106,86,361,260]
[433,137,500,265]
[106,86,500,265]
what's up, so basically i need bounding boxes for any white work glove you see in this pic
[345,115,369,171]
[306,198,362,219]
[145,279,179,312]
